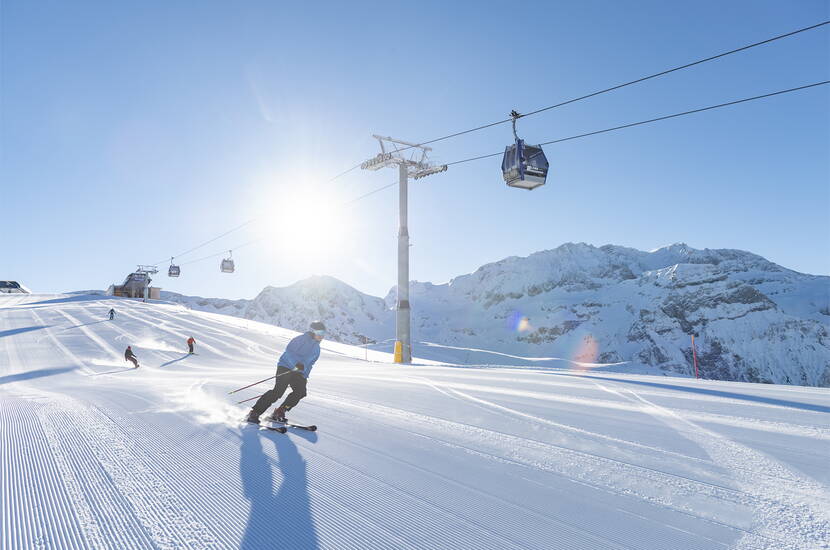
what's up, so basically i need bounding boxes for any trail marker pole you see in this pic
[691,334,699,379]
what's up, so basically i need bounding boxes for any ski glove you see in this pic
[294,363,305,371]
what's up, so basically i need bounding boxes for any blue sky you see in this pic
[2,0,828,299]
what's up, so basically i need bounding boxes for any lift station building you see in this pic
[107,267,161,300]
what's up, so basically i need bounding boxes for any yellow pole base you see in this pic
[393,341,403,363]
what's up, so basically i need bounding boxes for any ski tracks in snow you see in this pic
[404,374,795,486]
[125,304,280,361]
[326,372,830,441]
[114,307,236,361]
[607,385,830,549]
[311,390,827,548]
[53,310,124,364]
[412,370,830,548]
[14,390,220,550]
[2,312,219,549]
[26,309,95,376]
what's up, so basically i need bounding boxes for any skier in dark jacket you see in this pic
[108,308,115,320]
[246,321,325,424]
[125,346,139,368]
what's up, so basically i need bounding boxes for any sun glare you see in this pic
[258,184,355,265]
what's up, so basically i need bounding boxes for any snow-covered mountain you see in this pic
[162,243,830,387]
[162,275,393,345]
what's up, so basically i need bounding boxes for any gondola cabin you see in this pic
[501,139,549,190]
[168,264,180,277]
[220,258,235,273]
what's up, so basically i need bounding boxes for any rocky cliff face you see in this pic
[162,243,830,386]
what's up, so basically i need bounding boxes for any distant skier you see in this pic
[108,308,115,320]
[187,336,196,354]
[125,346,139,368]
[245,321,326,424]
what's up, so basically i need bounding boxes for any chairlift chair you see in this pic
[168,258,180,277]
[220,251,235,273]
[501,110,549,190]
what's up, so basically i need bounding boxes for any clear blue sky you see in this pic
[2,0,828,299]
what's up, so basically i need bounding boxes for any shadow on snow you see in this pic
[0,366,76,385]
[552,373,830,414]
[0,325,51,339]
[18,295,112,307]
[90,367,136,376]
[62,319,108,330]
[160,354,192,368]
[239,427,319,550]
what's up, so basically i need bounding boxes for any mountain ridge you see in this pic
[158,242,830,386]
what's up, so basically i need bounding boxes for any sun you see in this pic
[257,184,354,265]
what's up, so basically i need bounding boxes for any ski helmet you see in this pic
[310,321,326,332]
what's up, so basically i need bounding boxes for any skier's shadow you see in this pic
[239,428,319,549]
[159,354,191,368]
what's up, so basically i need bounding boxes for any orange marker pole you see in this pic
[691,334,699,379]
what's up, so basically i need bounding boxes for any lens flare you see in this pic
[507,311,532,332]
[571,334,599,372]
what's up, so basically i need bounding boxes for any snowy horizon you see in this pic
[38,240,830,300]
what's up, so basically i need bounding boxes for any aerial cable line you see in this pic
[175,181,398,266]
[518,21,830,120]
[322,135,381,185]
[148,166,367,267]
[194,81,830,259]
[315,82,830,206]
[443,81,830,166]
[177,239,262,266]
[385,20,829,155]
[149,77,828,270]
[344,181,399,205]
[152,81,829,271]
[158,164,366,266]
[326,162,364,184]
[151,219,256,266]
[169,218,255,261]
[149,21,829,267]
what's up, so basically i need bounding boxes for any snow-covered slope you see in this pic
[1,293,829,549]
[161,243,830,387]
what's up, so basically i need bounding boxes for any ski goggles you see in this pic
[312,329,326,337]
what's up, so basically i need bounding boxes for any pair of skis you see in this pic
[260,420,317,434]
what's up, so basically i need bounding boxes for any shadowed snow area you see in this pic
[1,293,829,549]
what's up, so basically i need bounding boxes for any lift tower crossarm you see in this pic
[372,135,433,152]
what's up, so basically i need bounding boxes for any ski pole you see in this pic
[237,394,263,405]
[228,376,275,395]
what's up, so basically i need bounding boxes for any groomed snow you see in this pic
[1,294,828,549]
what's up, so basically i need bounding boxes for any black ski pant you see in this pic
[188,342,194,353]
[251,367,307,415]
[127,356,139,368]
